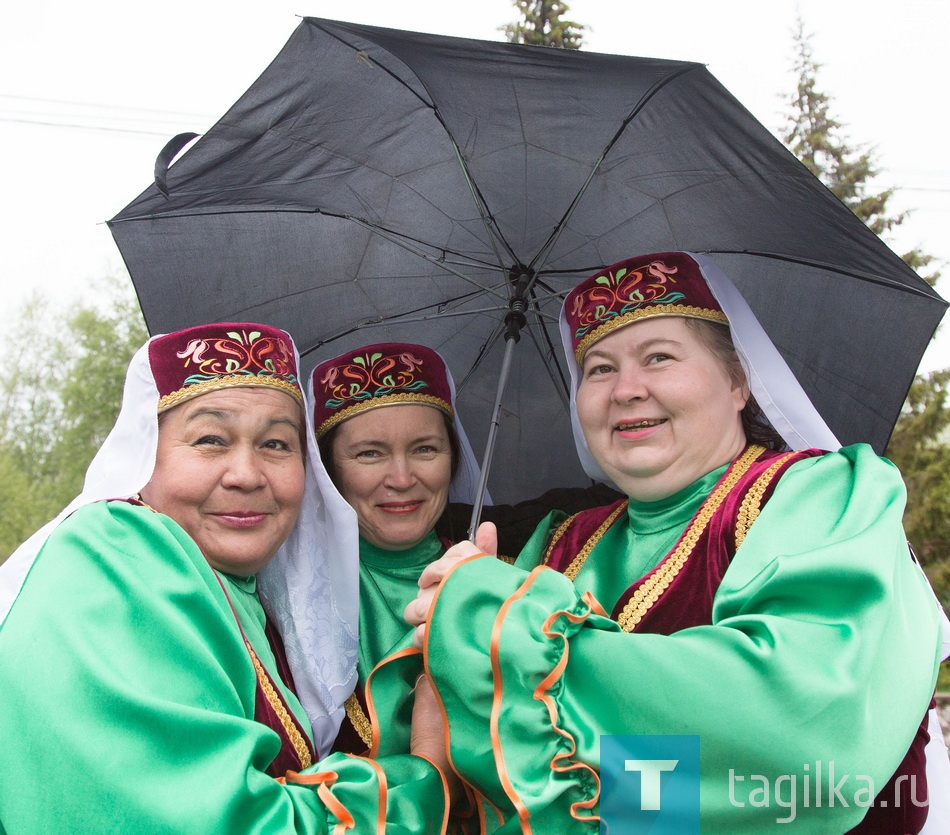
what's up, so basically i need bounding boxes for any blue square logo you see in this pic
[600,735,700,833]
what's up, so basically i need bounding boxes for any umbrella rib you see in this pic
[340,213,506,297]
[454,319,508,396]
[529,63,703,274]
[297,285,528,357]
[449,142,521,271]
[311,20,519,276]
[524,320,571,410]
[700,249,947,301]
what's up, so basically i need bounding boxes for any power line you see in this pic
[0,116,180,137]
[0,92,212,120]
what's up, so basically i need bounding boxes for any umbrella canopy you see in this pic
[108,17,946,505]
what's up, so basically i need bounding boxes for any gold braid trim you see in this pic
[542,513,578,566]
[734,451,799,549]
[344,692,373,749]
[316,393,453,438]
[560,502,629,581]
[246,641,313,769]
[574,306,729,363]
[157,375,303,412]
[616,445,765,633]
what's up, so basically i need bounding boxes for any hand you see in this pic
[405,522,497,649]
[410,674,460,797]
[409,674,447,764]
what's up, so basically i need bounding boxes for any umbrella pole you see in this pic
[467,337,517,541]
[467,273,531,541]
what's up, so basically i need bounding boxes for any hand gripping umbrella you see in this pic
[108,18,946,523]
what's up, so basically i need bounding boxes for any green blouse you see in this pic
[516,465,726,611]
[0,500,447,833]
[358,530,445,681]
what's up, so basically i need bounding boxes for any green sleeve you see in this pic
[513,509,569,570]
[424,445,942,833]
[0,501,447,834]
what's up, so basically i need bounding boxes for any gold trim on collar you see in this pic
[246,641,313,769]
[560,502,629,581]
[734,451,798,548]
[344,692,373,749]
[615,445,765,632]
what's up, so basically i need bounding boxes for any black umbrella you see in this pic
[108,17,946,511]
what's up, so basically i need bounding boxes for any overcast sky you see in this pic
[2,0,947,371]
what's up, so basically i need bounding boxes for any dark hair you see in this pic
[318,407,461,487]
[684,318,787,451]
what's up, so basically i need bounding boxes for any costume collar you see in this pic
[358,530,443,569]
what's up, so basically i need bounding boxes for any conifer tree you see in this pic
[503,0,584,49]
[782,18,949,611]
[782,17,938,282]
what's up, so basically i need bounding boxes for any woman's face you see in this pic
[332,404,453,551]
[577,317,748,502]
[140,388,306,576]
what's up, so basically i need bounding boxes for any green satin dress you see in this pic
[0,500,447,834]
[420,445,941,833]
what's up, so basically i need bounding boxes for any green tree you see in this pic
[503,0,584,48]
[782,17,939,284]
[0,275,147,562]
[782,18,950,686]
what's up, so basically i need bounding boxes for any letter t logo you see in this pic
[624,759,679,810]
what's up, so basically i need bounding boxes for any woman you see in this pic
[0,322,449,833]
[407,253,949,832]
[309,341,484,754]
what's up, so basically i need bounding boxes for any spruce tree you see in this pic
[503,0,584,49]
[782,17,938,282]
[782,18,950,615]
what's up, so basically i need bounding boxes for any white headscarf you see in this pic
[0,328,359,757]
[558,251,841,486]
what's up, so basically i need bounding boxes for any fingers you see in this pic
[408,539,492,649]
[417,541,484,589]
[409,674,444,757]
[404,589,436,626]
[474,521,498,558]
[411,623,426,650]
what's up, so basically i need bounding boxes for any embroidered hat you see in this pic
[311,342,454,439]
[149,323,303,412]
[563,252,728,363]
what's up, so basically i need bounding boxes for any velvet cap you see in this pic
[564,252,728,363]
[311,342,454,439]
[149,323,303,413]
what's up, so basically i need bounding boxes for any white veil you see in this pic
[0,330,360,758]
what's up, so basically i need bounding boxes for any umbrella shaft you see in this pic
[468,336,518,542]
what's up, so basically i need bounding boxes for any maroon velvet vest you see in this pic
[543,446,931,834]
[215,576,317,777]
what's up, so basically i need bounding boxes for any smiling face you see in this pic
[139,388,306,576]
[331,404,453,551]
[576,317,749,502]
